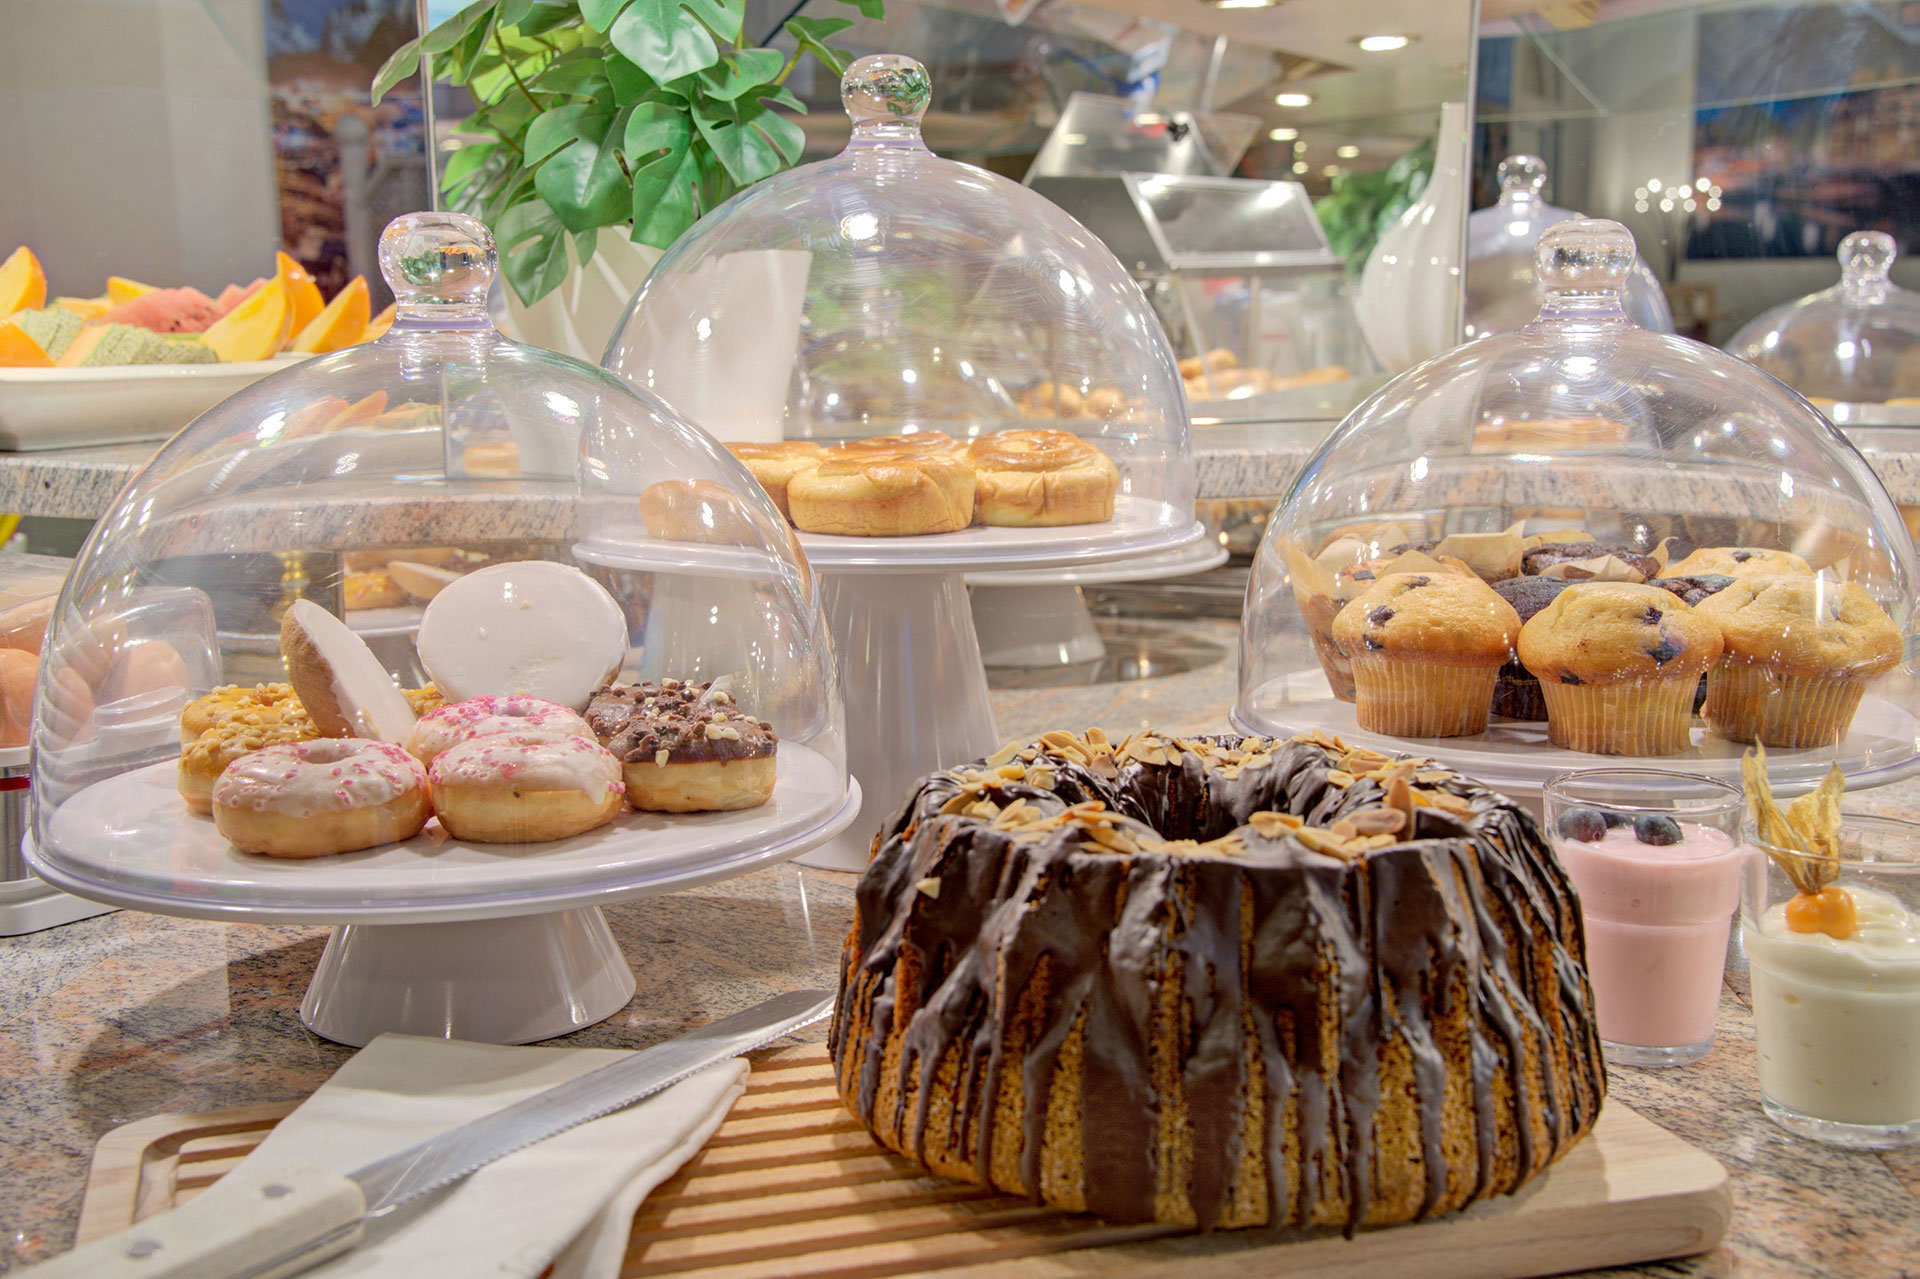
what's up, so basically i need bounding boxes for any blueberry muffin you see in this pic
[1331,572,1521,738]
[1666,546,1812,580]
[1694,575,1902,747]
[1517,582,1724,755]
[1490,576,1577,720]
[1521,541,1658,581]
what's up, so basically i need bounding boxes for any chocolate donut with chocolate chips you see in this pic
[585,678,777,812]
[831,728,1604,1233]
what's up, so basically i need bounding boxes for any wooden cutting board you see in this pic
[75,1047,1730,1279]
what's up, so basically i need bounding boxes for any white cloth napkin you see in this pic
[230,1033,748,1279]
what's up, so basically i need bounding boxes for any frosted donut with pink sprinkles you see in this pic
[406,695,591,766]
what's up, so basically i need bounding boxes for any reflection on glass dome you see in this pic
[602,54,1194,532]
[1240,218,1918,794]
[1726,231,1920,410]
[1465,155,1676,340]
[28,212,845,911]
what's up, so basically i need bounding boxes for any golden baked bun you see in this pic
[461,440,521,477]
[1017,382,1085,418]
[0,648,35,748]
[639,479,762,546]
[726,441,826,519]
[788,453,975,536]
[1177,348,1237,379]
[344,570,407,611]
[965,429,1119,527]
[829,431,964,459]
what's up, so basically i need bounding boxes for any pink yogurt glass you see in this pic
[1543,769,1745,1068]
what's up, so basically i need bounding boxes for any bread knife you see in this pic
[30,988,833,1279]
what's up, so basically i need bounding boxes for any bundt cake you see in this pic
[830,728,1605,1232]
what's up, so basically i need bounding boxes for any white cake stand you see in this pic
[1234,668,1920,802]
[796,496,1206,870]
[26,744,859,1046]
[966,536,1229,667]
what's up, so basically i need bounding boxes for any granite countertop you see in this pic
[2,615,1918,1274]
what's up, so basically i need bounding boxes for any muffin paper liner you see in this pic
[1703,659,1870,748]
[1348,656,1499,737]
[1536,676,1699,755]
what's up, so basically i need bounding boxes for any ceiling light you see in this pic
[1274,91,1313,108]
[1268,127,1298,142]
[1213,0,1276,8]
[1292,160,1309,174]
[1321,164,1343,177]
[1355,34,1412,52]
[1336,144,1359,158]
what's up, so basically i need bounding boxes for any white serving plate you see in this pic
[0,354,308,451]
[34,742,852,923]
[1235,668,1920,800]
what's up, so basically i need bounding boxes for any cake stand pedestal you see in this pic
[28,746,860,1045]
[798,499,1205,871]
[966,538,1228,667]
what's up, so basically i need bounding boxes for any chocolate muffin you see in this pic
[1521,541,1658,581]
[1648,574,1738,607]
[1490,576,1576,720]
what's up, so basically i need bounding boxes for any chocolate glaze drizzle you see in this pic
[584,678,776,765]
[830,731,1604,1233]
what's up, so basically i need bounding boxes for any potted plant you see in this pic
[374,0,878,354]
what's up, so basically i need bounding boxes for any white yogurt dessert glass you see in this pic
[1744,811,1920,1149]
[1543,769,1744,1068]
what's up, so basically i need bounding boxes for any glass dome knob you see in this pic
[1497,154,1549,198]
[378,212,496,312]
[1840,230,1897,287]
[842,54,932,148]
[1536,218,1636,308]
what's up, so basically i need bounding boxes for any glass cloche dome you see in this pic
[26,212,846,911]
[1238,218,1919,795]
[602,54,1195,534]
[1465,155,1675,339]
[1726,231,1920,415]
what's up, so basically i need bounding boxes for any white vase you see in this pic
[497,231,663,364]
[1357,100,1470,373]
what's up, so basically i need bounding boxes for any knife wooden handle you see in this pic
[27,1163,365,1279]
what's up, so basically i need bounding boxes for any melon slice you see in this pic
[0,320,53,367]
[106,276,157,305]
[198,279,291,362]
[54,297,109,320]
[292,276,369,354]
[7,308,82,361]
[275,252,325,340]
[1,248,48,315]
[364,302,396,342]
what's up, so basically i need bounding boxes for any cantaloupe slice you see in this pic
[0,248,48,315]
[54,296,109,320]
[291,276,369,354]
[0,319,53,367]
[198,279,291,362]
[106,276,157,305]
[363,302,396,342]
[275,251,325,340]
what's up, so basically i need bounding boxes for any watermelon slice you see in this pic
[102,286,223,333]
[213,278,268,315]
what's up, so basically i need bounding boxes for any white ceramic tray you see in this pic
[1234,668,1920,799]
[966,534,1227,586]
[32,742,853,924]
[799,496,1202,573]
[0,355,307,451]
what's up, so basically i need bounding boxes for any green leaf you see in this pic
[785,17,856,77]
[527,104,631,231]
[371,37,422,103]
[630,145,704,248]
[514,0,583,36]
[423,0,497,55]
[529,50,613,99]
[445,9,498,81]
[836,0,883,17]
[440,140,497,190]
[496,200,570,306]
[680,0,745,41]
[573,226,600,268]
[609,0,720,82]
[580,0,631,31]
[624,99,692,157]
[694,98,787,186]
[604,53,661,105]
[698,48,784,101]
[754,84,805,114]
[496,0,534,26]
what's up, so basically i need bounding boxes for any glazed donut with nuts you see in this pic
[586,678,778,812]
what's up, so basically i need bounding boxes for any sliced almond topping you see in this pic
[987,741,1024,767]
[1346,806,1408,837]
[914,877,942,898]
